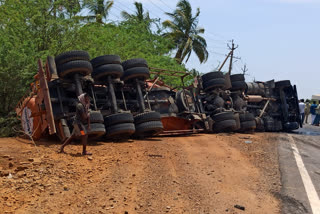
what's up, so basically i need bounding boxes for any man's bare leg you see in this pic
[59,134,74,153]
[81,135,91,155]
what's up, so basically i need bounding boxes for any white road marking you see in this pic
[288,134,320,214]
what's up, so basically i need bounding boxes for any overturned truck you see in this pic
[15,50,301,142]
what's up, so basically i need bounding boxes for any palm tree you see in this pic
[121,2,153,30]
[162,0,208,64]
[84,0,113,24]
[121,2,150,22]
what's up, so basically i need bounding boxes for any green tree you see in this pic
[121,2,151,25]
[83,0,113,24]
[162,0,208,64]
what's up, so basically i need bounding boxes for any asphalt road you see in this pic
[279,124,320,214]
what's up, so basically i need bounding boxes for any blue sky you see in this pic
[109,0,320,99]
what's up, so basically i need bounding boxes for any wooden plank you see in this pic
[38,59,56,135]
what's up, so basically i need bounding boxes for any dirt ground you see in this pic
[0,132,281,214]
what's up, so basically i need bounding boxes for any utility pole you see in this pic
[227,40,239,75]
[241,64,248,75]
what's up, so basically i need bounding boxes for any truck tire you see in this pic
[122,67,150,82]
[91,55,121,68]
[212,111,234,123]
[175,90,196,112]
[203,78,226,91]
[201,72,224,83]
[85,123,106,139]
[239,112,255,122]
[240,120,256,131]
[58,60,93,78]
[134,111,161,125]
[134,121,163,137]
[83,111,104,124]
[55,50,90,66]
[122,58,148,70]
[105,123,135,138]
[230,74,245,82]
[213,119,237,132]
[104,113,134,126]
[231,81,247,91]
[92,64,123,80]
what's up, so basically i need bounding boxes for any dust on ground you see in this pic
[0,132,281,214]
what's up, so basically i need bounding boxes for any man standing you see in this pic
[304,100,311,124]
[59,93,92,155]
[313,104,320,126]
[299,99,306,124]
[310,101,317,125]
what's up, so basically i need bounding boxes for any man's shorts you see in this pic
[72,123,87,137]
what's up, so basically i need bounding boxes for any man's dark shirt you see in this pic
[74,102,88,124]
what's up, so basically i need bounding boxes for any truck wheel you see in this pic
[90,55,121,68]
[230,74,245,82]
[213,119,237,132]
[134,121,163,137]
[104,113,134,126]
[203,78,226,91]
[175,90,196,112]
[58,60,93,78]
[231,81,247,91]
[201,71,224,83]
[55,50,90,66]
[122,58,148,70]
[134,111,161,125]
[122,67,150,82]
[239,112,255,122]
[275,80,291,88]
[240,120,256,131]
[84,111,104,124]
[105,123,135,138]
[212,111,234,123]
[92,64,123,81]
[85,123,106,139]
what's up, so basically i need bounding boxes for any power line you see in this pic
[158,0,175,11]
[149,0,168,14]
[116,1,136,14]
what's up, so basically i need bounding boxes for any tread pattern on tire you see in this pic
[231,81,247,91]
[240,120,256,131]
[134,111,161,125]
[92,64,124,80]
[91,55,121,68]
[84,123,106,137]
[105,123,135,138]
[58,60,93,78]
[84,111,104,124]
[122,58,148,71]
[203,78,226,91]
[239,113,255,122]
[104,113,134,126]
[213,119,237,132]
[135,121,163,136]
[202,72,224,83]
[122,67,150,82]
[212,112,235,123]
[230,74,245,82]
[55,50,90,66]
